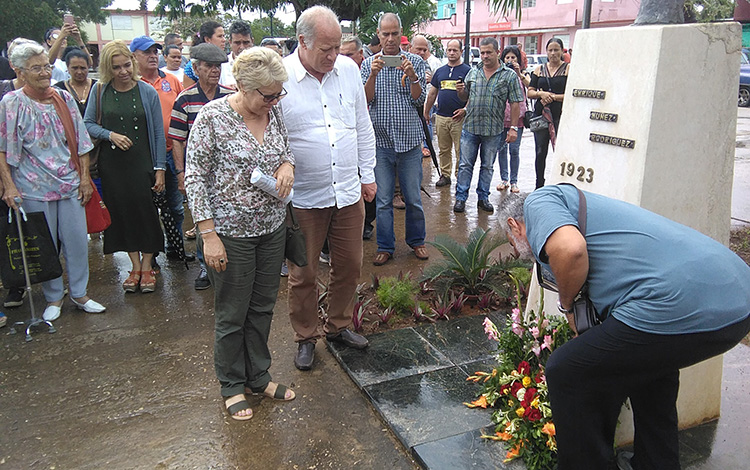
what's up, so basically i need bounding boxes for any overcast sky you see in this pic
[108,0,297,24]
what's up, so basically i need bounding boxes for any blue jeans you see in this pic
[455,131,503,202]
[497,127,523,184]
[374,145,426,253]
[164,150,186,253]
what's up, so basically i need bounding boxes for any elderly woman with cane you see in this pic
[0,40,106,321]
[186,47,296,420]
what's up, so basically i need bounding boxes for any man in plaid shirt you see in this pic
[361,13,429,266]
[454,37,522,214]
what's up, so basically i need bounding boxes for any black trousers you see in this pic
[533,118,560,189]
[546,314,750,470]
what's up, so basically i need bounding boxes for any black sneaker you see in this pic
[4,288,26,308]
[194,268,211,290]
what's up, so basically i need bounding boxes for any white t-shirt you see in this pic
[161,66,184,83]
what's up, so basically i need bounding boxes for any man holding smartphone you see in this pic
[361,13,428,266]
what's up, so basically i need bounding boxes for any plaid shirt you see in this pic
[463,63,523,136]
[361,52,427,152]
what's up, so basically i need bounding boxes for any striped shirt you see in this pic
[361,52,427,152]
[168,82,234,142]
[463,63,523,136]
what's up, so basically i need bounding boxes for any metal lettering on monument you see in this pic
[589,111,618,122]
[572,89,606,99]
[589,133,636,149]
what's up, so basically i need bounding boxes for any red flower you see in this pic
[522,387,537,407]
[510,381,523,396]
[524,407,542,421]
[518,361,531,376]
[534,370,545,384]
[500,384,510,395]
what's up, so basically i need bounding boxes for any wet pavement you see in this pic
[2,108,750,469]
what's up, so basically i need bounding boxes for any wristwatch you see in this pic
[557,299,572,314]
[510,126,519,131]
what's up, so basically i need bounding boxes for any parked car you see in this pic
[469,47,480,66]
[740,48,750,107]
[525,54,548,74]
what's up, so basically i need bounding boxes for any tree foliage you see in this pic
[358,0,437,43]
[1,0,111,51]
[249,15,296,43]
[684,0,735,22]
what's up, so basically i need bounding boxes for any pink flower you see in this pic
[541,319,549,330]
[511,308,521,324]
[531,343,541,357]
[529,326,540,339]
[483,317,499,341]
[511,322,524,337]
[543,335,553,351]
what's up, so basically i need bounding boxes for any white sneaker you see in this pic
[72,298,106,313]
[42,304,61,321]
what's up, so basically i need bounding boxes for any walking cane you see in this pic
[8,197,56,341]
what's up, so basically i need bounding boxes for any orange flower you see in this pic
[464,395,488,409]
[504,444,522,462]
[542,422,556,436]
[495,431,512,441]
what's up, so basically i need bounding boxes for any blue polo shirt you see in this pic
[430,63,471,118]
[525,185,750,335]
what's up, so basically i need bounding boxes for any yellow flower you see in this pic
[522,376,532,387]
[515,407,525,417]
[531,397,540,409]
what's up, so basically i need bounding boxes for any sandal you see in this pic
[225,394,253,421]
[497,181,509,191]
[139,270,156,293]
[412,245,429,260]
[123,271,141,293]
[511,183,520,193]
[247,382,296,401]
[373,251,392,266]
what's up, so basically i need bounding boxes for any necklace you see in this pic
[68,79,90,104]
[110,87,140,150]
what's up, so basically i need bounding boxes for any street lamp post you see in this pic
[464,0,471,64]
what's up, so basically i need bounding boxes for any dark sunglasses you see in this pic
[255,87,287,103]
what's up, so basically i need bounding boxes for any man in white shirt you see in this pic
[220,20,253,88]
[281,5,377,371]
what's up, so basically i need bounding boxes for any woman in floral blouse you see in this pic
[185,47,296,421]
[0,40,106,322]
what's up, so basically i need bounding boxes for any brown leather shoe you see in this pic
[373,251,392,266]
[413,245,429,260]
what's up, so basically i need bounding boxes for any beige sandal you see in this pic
[225,394,253,421]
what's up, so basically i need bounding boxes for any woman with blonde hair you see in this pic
[186,47,295,420]
[84,40,166,293]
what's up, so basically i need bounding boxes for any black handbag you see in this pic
[523,98,534,129]
[535,184,602,335]
[529,113,549,133]
[285,204,308,267]
[0,208,63,287]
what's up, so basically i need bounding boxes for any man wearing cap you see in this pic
[131,36,193,263]
[400,35,410,53]
[169,43,235,290]
[220,21,254,87]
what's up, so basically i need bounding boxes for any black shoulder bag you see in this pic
[535,184,602,335]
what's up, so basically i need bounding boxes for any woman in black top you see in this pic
[53,47,96,116]
[528,38,569,189]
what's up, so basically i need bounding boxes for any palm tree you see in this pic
[490,0,686,25]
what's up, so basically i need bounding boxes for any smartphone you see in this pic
[64,14,74,25]
[382,55,402,67]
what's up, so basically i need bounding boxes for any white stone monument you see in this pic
[525,21,742,445]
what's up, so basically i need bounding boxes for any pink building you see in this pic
[420,0,640,55]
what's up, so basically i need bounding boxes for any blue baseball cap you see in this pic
[129,36,162,52]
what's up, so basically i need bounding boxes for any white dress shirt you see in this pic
[281,50,376,210]
[219,53,236,87]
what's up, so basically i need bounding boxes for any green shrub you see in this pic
[376,276,418,317]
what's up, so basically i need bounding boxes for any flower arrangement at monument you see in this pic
[465,286,573,470]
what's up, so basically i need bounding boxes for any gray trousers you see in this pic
[22,197,89,302]
[200,224,286,397]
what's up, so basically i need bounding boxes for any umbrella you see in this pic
[153,191,189,270]
[417,110,441,179]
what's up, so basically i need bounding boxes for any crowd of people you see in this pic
[0,9,572,416]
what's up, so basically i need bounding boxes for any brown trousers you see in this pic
[288,198,365,343]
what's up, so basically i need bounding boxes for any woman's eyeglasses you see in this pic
[255,88,287,103]
[23,64,53,75]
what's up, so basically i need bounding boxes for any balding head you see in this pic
[410,34,430,60]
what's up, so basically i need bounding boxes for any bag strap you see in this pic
[287,203,300,229]
[95,82,103,125]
